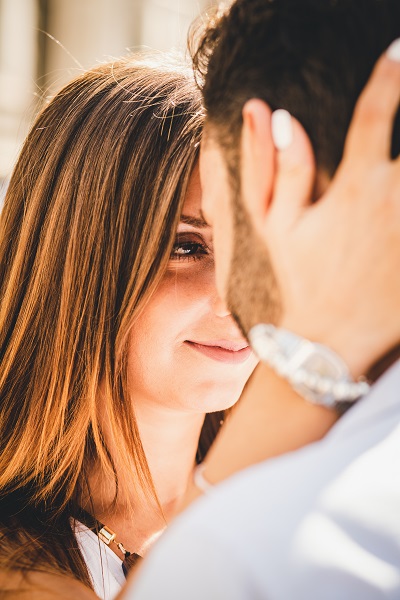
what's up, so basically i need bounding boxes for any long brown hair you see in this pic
[0,53,208,586]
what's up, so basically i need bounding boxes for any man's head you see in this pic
[194,0,400,335]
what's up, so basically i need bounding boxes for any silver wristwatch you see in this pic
[248,324,370,409]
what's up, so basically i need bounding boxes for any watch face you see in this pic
[249,324,368,409]
[289,341,349,379]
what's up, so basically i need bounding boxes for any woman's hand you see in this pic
[265,43,400,378]
[182,42,400,505]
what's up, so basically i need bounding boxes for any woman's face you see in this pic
[127,165,258,414]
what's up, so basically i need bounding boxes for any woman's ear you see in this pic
[240,99,276,237]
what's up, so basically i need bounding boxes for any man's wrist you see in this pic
[279,315,377,379]
[249,324,371,410]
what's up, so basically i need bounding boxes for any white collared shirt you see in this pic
[75,522,124,600]
[127,360,400,600]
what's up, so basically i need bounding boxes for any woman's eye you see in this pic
[170,237,209,262]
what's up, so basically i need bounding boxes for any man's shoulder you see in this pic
[185,359,400,535]
[156,361,400,596]
[127,362,400,600]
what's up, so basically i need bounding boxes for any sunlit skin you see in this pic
[2,45,399,600]
[86,164,257,559]
[186,121,339,506]
[128,163,257,416]
[199,135,235,304]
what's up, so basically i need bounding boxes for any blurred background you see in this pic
[0,0,217,195]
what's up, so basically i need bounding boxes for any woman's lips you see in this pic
[185,340,252,364]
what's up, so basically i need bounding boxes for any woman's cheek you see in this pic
[162,262,214,306]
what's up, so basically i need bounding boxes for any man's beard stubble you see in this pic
[226,190,282,339]
[226,185,400,384]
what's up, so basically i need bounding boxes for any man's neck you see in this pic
[366,343,400,383]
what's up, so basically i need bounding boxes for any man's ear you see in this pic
[240,99,275,237]
[241,100,317,236]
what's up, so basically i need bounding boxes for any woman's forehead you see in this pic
[181,163,202,216]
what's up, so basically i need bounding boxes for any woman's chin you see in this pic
[181,382,247,413]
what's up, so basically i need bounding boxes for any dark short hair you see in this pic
[192,0,400,178]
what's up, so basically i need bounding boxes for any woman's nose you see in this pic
[203,266,231,317]
[211,293,231,318]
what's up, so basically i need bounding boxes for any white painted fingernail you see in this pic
[271,109,293,151]
[386,38,400,62]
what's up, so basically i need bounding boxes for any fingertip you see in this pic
[243,99,273,125]
[268,113,316,221]
[344,39,400,162]
[271,111,314,169]
[386,38,400,63]
[271,109,293,151]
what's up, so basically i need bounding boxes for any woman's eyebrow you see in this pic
[179,214,210,228]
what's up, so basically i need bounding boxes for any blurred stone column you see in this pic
[42,0,143,92]
[0,0,216,184]
[139,0,214,52]
[42,0,215,92]
[0,0,38,178]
